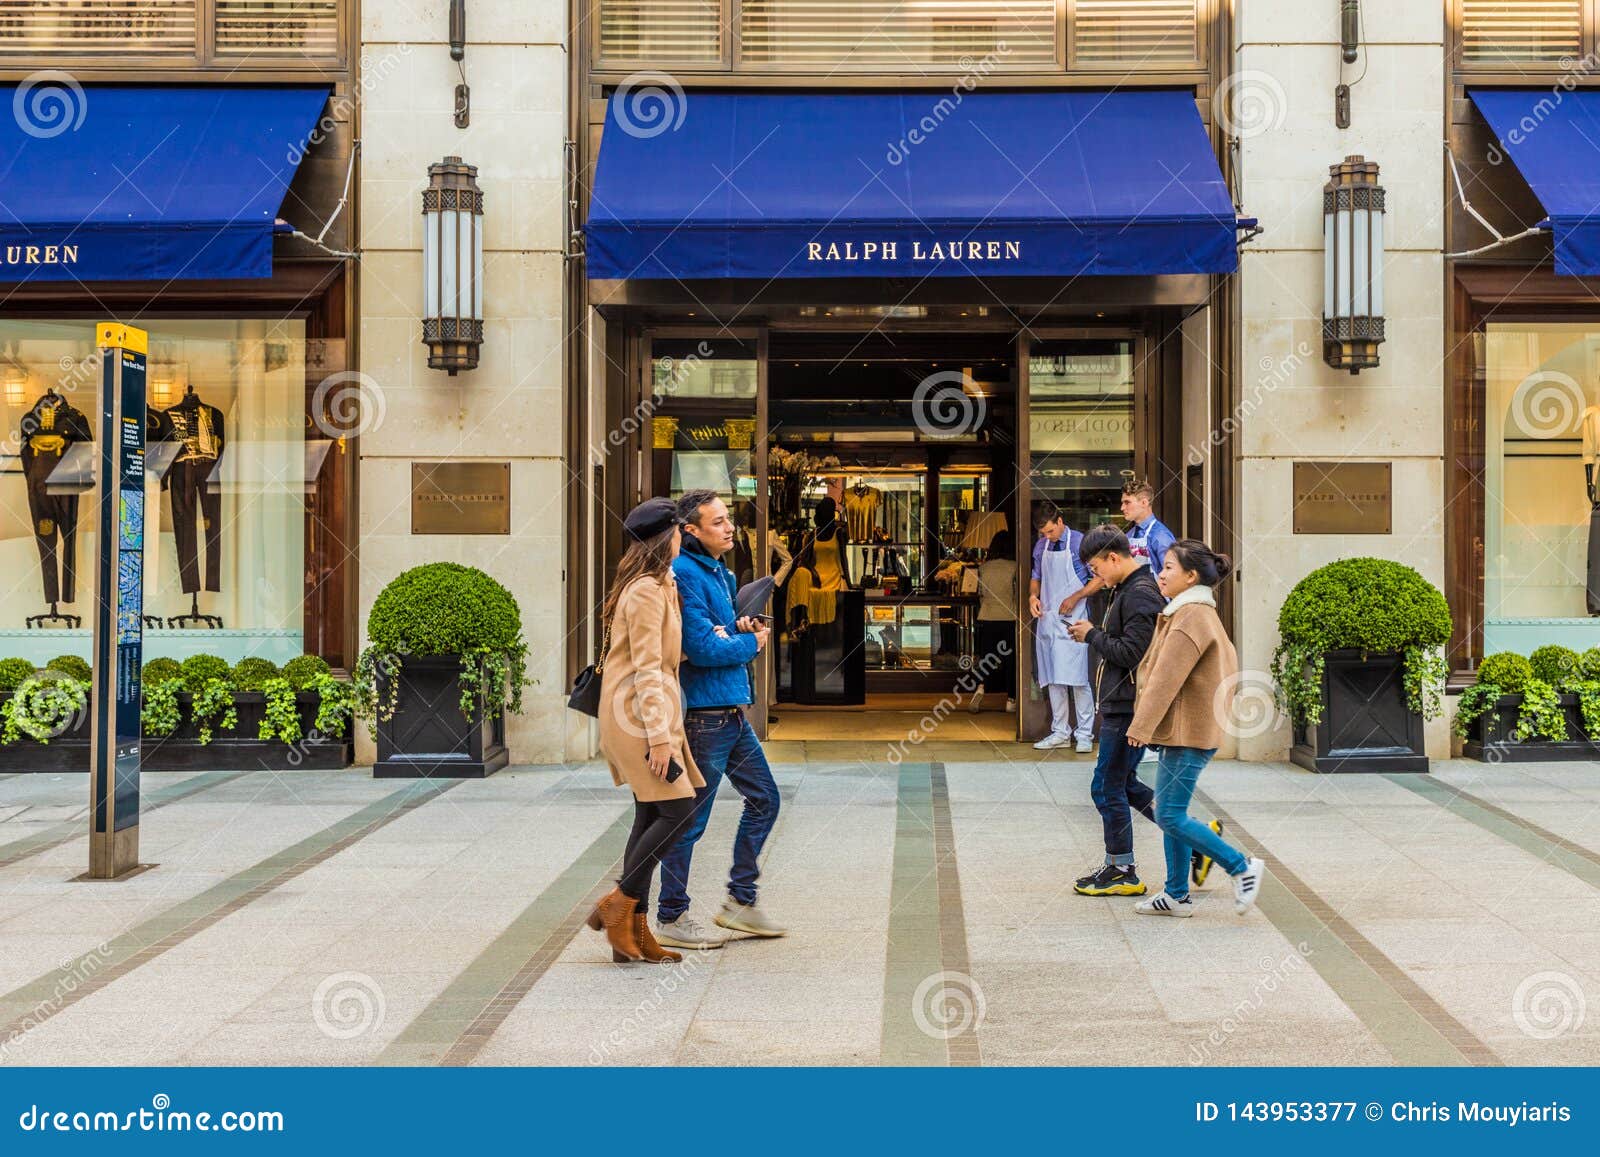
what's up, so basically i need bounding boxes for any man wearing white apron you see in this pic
[1029,504,1098,752]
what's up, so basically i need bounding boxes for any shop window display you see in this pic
[0,318,323,666]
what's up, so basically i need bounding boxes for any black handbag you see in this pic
[566,619,613,718]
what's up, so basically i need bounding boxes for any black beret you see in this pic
[623,496,680,542]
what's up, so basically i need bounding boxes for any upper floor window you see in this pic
[1456,0,1588,68]
[594,0,1206,72]
[0,0,343,68]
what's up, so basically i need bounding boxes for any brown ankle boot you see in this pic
[634,912,683,964]
[586,888,642,962]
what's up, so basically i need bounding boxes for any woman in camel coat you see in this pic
[588,497,706,964]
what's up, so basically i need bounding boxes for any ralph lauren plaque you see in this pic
[411,462,511,535]
[1292,461,1392,535]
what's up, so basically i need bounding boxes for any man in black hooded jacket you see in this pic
[1066,524,1166,896]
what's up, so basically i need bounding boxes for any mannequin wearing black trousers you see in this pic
[161,389,225,594]
[19,391,92,604]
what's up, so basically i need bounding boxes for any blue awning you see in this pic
[586,89,1239,280]
[1470,87,1600,275]
[0,85,329,283]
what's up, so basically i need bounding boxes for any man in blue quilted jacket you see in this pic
[653,488,786,950]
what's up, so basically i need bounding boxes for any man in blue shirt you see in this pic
[654,489,786,950]
[1121,478,1175,576]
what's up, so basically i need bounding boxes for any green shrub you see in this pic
[1271,558,1452,726]
[230,656,282,691]
[44,654,92,683]
[0,658,36,695]
[1581,647,1600,679]
[180,654,232,692]
[1529,644,1581,687]
[282,654,331,690]
[142,657,182,686]
[1477,652,1533,695]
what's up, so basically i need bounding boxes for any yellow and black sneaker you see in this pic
[1192,819,1225,887]
[1073,864,1148,896]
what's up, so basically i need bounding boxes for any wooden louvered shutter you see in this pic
[599,0,725,63]
[738,2,1056,67]
[1460,1,1585,65]
[1071,0,1201,68]
[0,1,198,57]
[214,1,340,57]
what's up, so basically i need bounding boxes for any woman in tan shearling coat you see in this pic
[587,498,706,964]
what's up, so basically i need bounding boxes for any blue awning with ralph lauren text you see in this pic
[1471,87,1600,276]
[585,89,1239,280]
[0,85,329,284]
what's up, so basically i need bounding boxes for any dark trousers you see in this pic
[618,794,698,902]
[23,453,79,604]
[168,457,221,593]
[1090,714,1157,867]
[976,619,1015,696]
[655,709,780,920]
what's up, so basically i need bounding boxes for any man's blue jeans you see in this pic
[655,709,779,922]
[1153,745,1248,900]
[1089,715,1156,866]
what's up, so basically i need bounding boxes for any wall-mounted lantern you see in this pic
[421,156,484,375]
[1323,155,1385,375]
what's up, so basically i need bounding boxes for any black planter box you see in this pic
[373,655,508,779]
[0,691,353,772]
[1290,648,1429,774]
[1462,691,1600,762]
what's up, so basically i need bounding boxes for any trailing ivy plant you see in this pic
[308,671,356,739]
[190,677,238,745]
[1,674,88,745]
[1566,678,1600,739]
[141,677,184,738]
[257,676,302,744]
[1514,678,1568,742]
[1271,558,1453,728]
[353,563,531,740]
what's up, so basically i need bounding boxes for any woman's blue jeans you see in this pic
[1153,745,1248,900]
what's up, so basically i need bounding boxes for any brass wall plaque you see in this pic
[1292,461,1392,534]
[411,461,511,535]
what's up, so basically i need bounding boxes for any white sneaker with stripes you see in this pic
[1133,892,1193,918]
[1232,857,1267,914]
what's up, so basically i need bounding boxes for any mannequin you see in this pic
[20,386,92,617]
[1584,406,1600,616]
[162,385,226,596]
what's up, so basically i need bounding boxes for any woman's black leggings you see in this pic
[618,794,698,902]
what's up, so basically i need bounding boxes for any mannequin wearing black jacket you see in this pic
[160,388,225,594]
[19,391,92,604]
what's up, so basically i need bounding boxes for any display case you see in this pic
[863,593,977,674]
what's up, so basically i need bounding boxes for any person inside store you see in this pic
[969,528,1018,714]
[590,497,703,964]
[1125,539,1266,918]
[1121,478,1176,576]
[1029,501,1102,751]
[654,488,786,950]
[786,494,851,638]
[1066,524,1164,895]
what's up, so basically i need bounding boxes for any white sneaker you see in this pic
[654,914,730,950]
[1033,732,1072,750]
[967,688,985,714]
[1134,892,1194,918]
[1005,698,1017,713]
[1075,738,1094,753]
[1232,857,1267,915]
[714,899,787,938]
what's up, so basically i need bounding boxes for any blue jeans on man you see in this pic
[655,708,780,921]
[1153,745,1249,900]
[1090,714,1157,866]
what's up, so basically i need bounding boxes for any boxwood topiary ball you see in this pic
[231,656,282,691]
[1582,647,1600,679]
[1529,644,1580,686]
[1276,558,1451,656]
[44,654,92,684]
[142,657,182,686]
[282,654,331,690]
[180,653,233,692]
[0,657,37,695]
[1477,652,1533,695]
[366,563,523,656]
